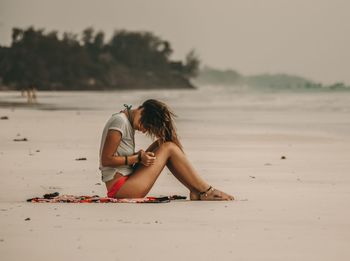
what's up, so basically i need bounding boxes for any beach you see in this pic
[1,87,350,261]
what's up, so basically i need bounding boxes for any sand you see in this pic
[1,87,350,261]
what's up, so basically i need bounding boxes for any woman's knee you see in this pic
[159,141,178,152]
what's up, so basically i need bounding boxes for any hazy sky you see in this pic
[1,0,349,84]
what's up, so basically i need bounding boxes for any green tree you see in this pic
[0,27,197,90]
[184,49,200,77]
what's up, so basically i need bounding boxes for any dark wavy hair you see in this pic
[139,99,182,150]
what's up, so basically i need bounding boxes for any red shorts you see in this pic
[107,176,129,198]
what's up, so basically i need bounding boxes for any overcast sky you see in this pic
[1,0,349,84]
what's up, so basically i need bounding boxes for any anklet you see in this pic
[199,186,213,197]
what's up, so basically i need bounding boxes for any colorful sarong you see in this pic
[27,192,186,203]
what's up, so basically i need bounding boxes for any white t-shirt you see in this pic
[99,112,135,182]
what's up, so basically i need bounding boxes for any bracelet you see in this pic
[138,151,142,162]
[125,156,128,165]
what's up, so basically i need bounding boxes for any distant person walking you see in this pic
[99,99,234,200]
[24,85,37,104]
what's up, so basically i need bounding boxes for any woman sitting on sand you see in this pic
[99,99,234,200]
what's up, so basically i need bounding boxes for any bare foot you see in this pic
[190,188,234,201]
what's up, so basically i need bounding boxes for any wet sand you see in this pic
[1,87,350,260]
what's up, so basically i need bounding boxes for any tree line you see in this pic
[0,27,200,90]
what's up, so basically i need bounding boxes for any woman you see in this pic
[99,99,234,200]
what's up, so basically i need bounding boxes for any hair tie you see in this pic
[123,104,132,110]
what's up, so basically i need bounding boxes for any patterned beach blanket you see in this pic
[27,192,187,203]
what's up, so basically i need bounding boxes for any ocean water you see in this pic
[1,86,350,140]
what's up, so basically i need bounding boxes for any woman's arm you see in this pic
[101,130,139,167]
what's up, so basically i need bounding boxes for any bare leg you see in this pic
[165,154,234,201]
[115,141,234,200]
[147,139,206,193]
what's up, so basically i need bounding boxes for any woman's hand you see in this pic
[139,149,156,166]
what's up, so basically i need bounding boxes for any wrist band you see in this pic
[125,156,128,165]
[138,151,142,162]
